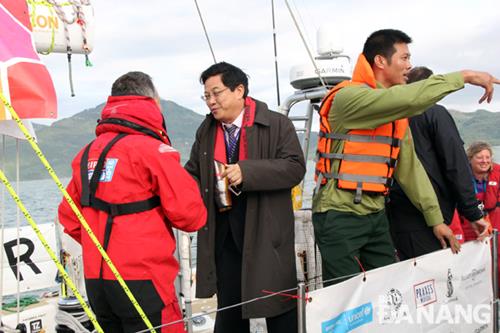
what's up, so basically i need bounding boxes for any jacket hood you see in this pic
[96,96,169,143]
[351,53,377,88]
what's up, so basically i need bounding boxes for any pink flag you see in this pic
[0,0,57,121]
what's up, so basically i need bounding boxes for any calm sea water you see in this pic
[1,178,69,228]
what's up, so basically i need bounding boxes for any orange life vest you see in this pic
[315,54,409,203]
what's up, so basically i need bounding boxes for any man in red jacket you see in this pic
[58,71,207,333]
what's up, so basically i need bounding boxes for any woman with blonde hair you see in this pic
[458,141,500,240]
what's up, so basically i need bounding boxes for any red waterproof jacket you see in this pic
[451,163,500,295]
[58,96,206,308]
[484,163,500,227]
[451,163,500,241]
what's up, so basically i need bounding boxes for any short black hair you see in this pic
[111,71,159,99]
[363,29,412,66]
[407,66,433,83]
[200,62,249,98]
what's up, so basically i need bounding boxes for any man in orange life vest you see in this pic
[312,29,498,285]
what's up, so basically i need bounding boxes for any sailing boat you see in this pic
[0,1,327,331]
[3,1,497,332]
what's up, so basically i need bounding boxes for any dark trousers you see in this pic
[312,209,396,286]
[391,229,442,260]
[215,233,298,333]
[386,201,443,260]
[94,311,162,333]
[86,279,184,333]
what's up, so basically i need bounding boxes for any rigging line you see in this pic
[15,139,20,323]
[136,268,364,332]
[135,285,301,333]
[45,0,77,96]
[193,0,217,64]
[306,272,360,290]
[271,0,281,106]
[283,0,327,89]
[289,0,310,47]
[292,0,317,40]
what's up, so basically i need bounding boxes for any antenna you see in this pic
[317,24,344,57]
[289,26,351,90]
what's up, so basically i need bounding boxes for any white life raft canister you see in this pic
[28,0,94,54]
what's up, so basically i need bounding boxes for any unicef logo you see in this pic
[364,306,372,316]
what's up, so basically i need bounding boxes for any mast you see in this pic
[193,0,217,64]
[271,0,281,106]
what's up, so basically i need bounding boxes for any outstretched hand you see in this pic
[433,223,461,254]
[471,217,491,241]
[461,70,500,103]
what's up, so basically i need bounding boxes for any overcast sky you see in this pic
[41,0,500,123]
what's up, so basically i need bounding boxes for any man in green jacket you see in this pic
[312,29,498,285]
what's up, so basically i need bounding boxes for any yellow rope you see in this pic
[26,0,65,55]
[0,168,103,332]
[0,92,157,333]
[27,0,72,7]
[41,6,56,55]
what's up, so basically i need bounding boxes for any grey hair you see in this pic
[111,71,159,99]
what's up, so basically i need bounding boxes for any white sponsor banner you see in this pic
[306,240,493,333]
[1,223,58,295]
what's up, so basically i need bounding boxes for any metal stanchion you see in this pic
[298,282,306,333]
[493,229,499,333]
[185,302,193,333]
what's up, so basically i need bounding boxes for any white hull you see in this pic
[1,296,58,333]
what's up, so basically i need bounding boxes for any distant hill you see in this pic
[2,105,499,180]
[2,100,205,180]
[448,109,500,146]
